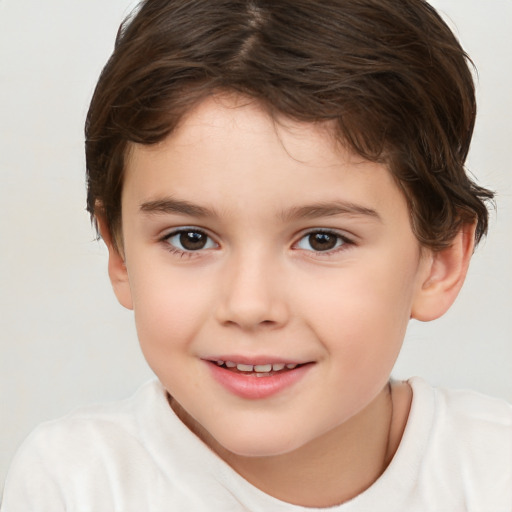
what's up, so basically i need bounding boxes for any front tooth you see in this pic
[225,361,237,368]
[272,363,286,371]
[237,364,254,372]
[254,364,272,372]
[286,364,298,369]
[216,360,224,366]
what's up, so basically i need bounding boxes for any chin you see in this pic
[211,424,311,458]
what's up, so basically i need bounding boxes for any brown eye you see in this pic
[180,231,207,250]
[165,229,216,252]
[296,231,345,252]
[309,233,337,251]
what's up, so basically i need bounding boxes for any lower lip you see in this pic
[206,362,312,400]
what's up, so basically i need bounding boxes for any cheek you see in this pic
[129,267,211,353]
[299,261,416,357]
[130,274,212,396]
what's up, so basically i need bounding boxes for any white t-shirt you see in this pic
[2,377,512,511]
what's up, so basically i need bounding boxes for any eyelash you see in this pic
[293,229,354,257]
[160,228,354,259]
[161,228,218,259]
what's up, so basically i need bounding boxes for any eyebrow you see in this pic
[140,198,217,217]
[279,201,381,222]
[139,197,381,222]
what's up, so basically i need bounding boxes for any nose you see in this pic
[215,249,290,330]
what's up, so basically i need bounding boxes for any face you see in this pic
[115,94,432,457]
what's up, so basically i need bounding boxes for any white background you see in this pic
[0,0,511,492]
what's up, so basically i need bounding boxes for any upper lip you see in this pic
[203,355,311,365]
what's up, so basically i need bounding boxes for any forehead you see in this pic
[131,94,344,166]
[123,94,408,224]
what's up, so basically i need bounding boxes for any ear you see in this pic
[96,215,133,310]
[411,223,476,322]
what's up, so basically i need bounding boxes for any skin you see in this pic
[100,93,475,507]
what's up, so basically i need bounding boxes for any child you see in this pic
[2,0,511,510]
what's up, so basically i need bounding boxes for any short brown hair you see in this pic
[85,0,493,250]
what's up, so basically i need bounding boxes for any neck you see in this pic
[171,381,410,508]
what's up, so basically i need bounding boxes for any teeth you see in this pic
[236,364,254,372]
[254,364,272,372]
[215,360,301,372]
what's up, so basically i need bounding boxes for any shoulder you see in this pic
[409,377,512,435]
[406,377,512,508]
[430,380,512,465]
[409,376,512,447]
[2,380,170,508]
[20,379,163,452]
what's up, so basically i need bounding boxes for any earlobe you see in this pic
[96,215,134,311]
[411,223,476,322]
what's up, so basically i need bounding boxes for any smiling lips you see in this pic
[207,359,312,399]
[214,360,300,376]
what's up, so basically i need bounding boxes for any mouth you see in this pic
[205,358,313,399]
[210,360,305,377]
